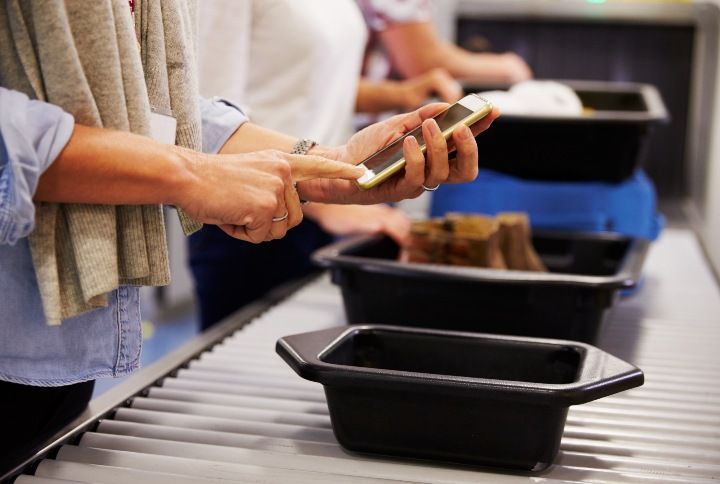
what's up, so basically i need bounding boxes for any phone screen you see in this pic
[361,103,475,174]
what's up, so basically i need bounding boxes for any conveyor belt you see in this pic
[6,228,720,483]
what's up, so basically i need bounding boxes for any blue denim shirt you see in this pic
[0,88,247,386]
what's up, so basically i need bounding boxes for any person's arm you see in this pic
[32,91,362,244]
[35,97,496,244]
[36,96,257,205]
[303,203,412,244]
[36,124,361,243]
[356,68,462,114]
[34,94,361,244]
[379,22,532,83]
[35,125,191,207]
[217,122,297,155]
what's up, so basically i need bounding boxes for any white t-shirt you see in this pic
[198,0,368,146]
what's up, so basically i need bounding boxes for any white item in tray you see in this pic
[481,81,583,116]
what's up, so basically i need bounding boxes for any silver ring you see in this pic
[422,184,440,192]
[272,212,289,223]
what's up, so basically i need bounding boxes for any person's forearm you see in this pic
[356,78,408,114]
[218,121,339,161]
[381,23,486,79]
[380,22,450,78]
[380,23,530,83]
[431,44,525,82]
[428,42,487,79]
[35,124,192,206]
[218,122,298,155]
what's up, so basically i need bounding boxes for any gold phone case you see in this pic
[356,101,494,190]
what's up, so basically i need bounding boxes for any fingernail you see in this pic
[458,125,472,140]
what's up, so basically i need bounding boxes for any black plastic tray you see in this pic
[313,230,649,343]
[277,325,644,470]
[464,80,669,182]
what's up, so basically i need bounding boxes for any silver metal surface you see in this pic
[10,228,720,483]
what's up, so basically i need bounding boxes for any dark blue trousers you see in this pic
[188,220,333,330]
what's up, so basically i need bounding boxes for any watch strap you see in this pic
[290,138,318,155]
[290,139,317,205]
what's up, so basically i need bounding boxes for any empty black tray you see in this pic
[277,325,644,470]
[313,230,649,343]
[464,80,669,182]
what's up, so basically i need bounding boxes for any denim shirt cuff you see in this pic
[0,88,75,245]
[200,96,249,155]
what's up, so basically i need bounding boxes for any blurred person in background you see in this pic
[358,0,533,85]
[357,0,532,218]
[192,0,466,329]
[192,0,526,330]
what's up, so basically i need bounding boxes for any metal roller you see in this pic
[54,446,410,484]
[112,407,336,443]
[14,478,88,484]
[144,387,329,414]
[35,459,233,484]
[159,377,326,401]
[129,397,332,427]
[93,420,344,456]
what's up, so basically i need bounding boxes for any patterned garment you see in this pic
[357,0,431,31]
[357,0,433,81]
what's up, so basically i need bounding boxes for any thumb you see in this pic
[283,153,365,182]
[386,102,449,134]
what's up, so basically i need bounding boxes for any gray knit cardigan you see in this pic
[0,0,202,325]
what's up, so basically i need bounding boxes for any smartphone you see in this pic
[355,94,493,190]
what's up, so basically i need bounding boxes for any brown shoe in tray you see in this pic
[402,213,546,272]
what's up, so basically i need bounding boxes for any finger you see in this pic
[237,203,276,243]
[398,135,426,199]
[449,124,479,183]
[416,102,450,123]
[445,106,499,154]
[245,217,275,243]
[284,154,365,182]
[265,176,292,240]
[218,224,254,243]
[383,102,449,136]
[468,106,501,137]
[421,119,450,188]
[268,201,290,241]
[284,180,303,231]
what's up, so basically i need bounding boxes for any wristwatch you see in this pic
[290,139,317,205]
[290,138,317,155]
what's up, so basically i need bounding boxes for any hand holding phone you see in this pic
[293,101,497,206]
[356,94,493,190]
